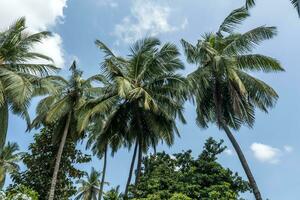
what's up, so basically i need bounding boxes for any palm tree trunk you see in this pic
[124,139,138,199]
[0,167,6,189]
[98,145,107,200]
[135,137,143,185]
[0,102,9,150]
[48,113,71,200]
[222,125,262,200]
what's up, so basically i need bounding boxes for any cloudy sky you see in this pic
[2,0,300,199]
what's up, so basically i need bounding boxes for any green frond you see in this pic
[95,39,116,58]
[181,39,198,64]
[45,96,72,124]
[236,54,284,72]
[223,26,277,55]
[245,0,255,9]
[291,0,300,16]
[218,7,249,35]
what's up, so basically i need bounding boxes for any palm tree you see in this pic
[181,7,284,200]
[78,38,187,198]
[31,61,99,200]
[0,142,21,189]
[75,167,103,200]
[103,186,122,200]
[0,17,58,150]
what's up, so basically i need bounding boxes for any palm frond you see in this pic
[218,7,250,35]
[223,26,277,55]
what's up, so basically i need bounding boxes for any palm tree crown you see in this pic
[181,7,284,200]
[0,17,58,149]
[31,61,100,200]
[182,7,284,130]
[75,167,102,200]
[0,142,21,189]
[78,38,187,196]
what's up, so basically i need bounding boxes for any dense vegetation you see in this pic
[11,127,91,199]
[0,0,291,199]
[128,138,250,200]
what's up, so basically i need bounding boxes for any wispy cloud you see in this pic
[114,0,187,44]
[224,149,234,156]
[250,143,293,164]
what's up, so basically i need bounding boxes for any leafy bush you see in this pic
[5,185,38,200]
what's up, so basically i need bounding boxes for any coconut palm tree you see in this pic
[75,167,103,200]
[85,116,122,200]
[0,142,21,189]
[78,38,187,198]
[103,186,122,200]
[181,7,284,200]
[31,61,101,200]
[0,17,58,150]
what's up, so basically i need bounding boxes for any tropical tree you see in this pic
[85,116,121,200]
[181,7,284,200]
[0,17,58,149]
[78,38,187,198]
[129,138,249,200]
[11,127,91,200]
[103,186,122,200]
[0,142,21,189]
[75,167,102,200]
[31,61,98,200]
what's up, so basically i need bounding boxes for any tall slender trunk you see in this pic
[222,125,262,200]
[124,139,138,199]
[135,137,143,185]
[0,101,9,150]
[48,113,71,200]
[98,145,107,200]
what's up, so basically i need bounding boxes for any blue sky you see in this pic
[1,0,300,199]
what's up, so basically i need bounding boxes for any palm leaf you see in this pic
[218,7,249,34]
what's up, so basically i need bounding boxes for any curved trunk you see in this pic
[98,145,107,200]
[0,102,9,150]
[135,137,143,185]
[48,113,71,200]
[124,139,138,199]
[222,125,262,200]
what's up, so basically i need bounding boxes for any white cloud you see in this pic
[251,143,281,164]
[0,0,67,68]
[114,0,187,44]
[224,149,234,156]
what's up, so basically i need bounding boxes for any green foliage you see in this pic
[103,186,122,200]
[11,127,91,200]
[5,185,38,200]
[0,142,21,189]
[170,193,192,200]
[128,138,250,200]
[75,167,102,200]
[0,17,58,149]
[182,6,283,130]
